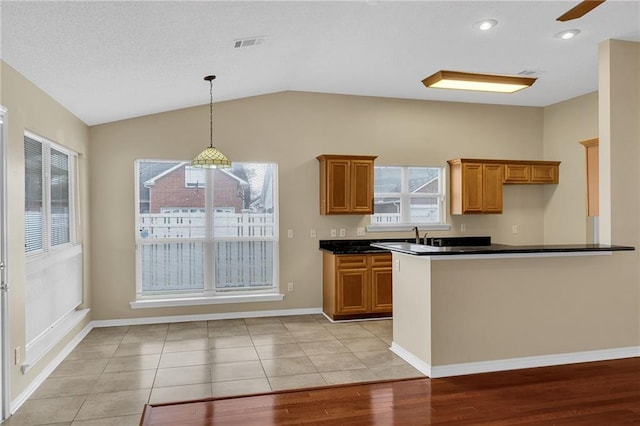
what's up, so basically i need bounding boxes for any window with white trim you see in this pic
[372,166,445,226]
[23,132,83,369]
[135,160,279,299]
[24,133,76,253]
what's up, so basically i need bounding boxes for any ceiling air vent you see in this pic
[234,37,266,49]
[518,70,539,76]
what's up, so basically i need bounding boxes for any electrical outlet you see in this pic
[356,227,365,236]
[394,259,400,272]
[330,229,337,237]
[310,228,317,238]
[287,229,294,238]
[14,346,21,365]
[460,224,466,232]
[512,225,518,234]
[339,228,346,237]
[287,282,294,292]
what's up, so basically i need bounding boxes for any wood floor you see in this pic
[141,357,640,425]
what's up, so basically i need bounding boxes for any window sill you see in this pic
[366,224,451,232]
[130,293,285,309]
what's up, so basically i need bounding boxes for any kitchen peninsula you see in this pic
[371,241,636,378]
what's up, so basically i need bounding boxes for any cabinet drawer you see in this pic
[336,255,367,268]
[370,253,392,267]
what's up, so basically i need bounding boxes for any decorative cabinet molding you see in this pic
[322,252,392,321]
[448,158,560,215]
[317,155,377,215]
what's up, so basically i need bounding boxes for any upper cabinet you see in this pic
[503,161,559,184]
[449,160,503,214]
[579,138,599,217]
[317,155,377,215]
[448,158,560,215]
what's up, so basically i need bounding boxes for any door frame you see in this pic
[0,105,9,421]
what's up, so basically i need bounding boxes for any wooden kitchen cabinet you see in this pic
[449,158,560,215]
[322,252,392,321]
[317,155,377,215]
[579,138,599,216]
[448,160,503,214]
[504,161,560,184]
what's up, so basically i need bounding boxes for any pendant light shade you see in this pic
[191,75,231,169]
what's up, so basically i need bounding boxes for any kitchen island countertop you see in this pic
[371,241,635,256]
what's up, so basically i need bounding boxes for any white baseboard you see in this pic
[11,322,93,414]
[91,307,323,328]
[391,341,640,378]
[390,342,431,376]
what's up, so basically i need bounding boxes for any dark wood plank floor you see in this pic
[141,357,640,425]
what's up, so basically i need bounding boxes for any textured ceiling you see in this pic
[2,1,639,125]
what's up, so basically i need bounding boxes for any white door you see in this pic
[0,106,9,421]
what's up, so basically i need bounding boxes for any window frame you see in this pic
[24,131,78,258]
[133,160,282,305]
[369,165,450,232]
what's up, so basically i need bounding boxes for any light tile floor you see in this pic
[5,315,423,425]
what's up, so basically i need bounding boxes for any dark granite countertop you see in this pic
[370,242,635,256]
[319,238,416,254]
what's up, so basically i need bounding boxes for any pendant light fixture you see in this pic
[191,75,231,169]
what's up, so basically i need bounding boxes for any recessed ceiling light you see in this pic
[555,29,581,40]
[473,19,498,31]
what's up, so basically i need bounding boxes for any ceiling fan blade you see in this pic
[557,0,606,21]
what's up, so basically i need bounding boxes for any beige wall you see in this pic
[542,92,598,243]
[89,92,546,320]
[0,62,91,400]
[430,253,639,365]
[599,40,640,247]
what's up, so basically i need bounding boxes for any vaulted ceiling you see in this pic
[2,1,639,125]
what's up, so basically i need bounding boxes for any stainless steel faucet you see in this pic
[412,226,420,243]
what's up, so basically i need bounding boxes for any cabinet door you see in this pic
[326,159,351,214]
[350,160,374,214]
[503,164,530,183]
[482,164,503,213]
[583,143,599,216]
[530,164,558,184]
[461,163,484,213]
[336,268,369,314]
[370,254,392,313]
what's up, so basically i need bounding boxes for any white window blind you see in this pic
[24,137,44,252]
[50,148,70,246]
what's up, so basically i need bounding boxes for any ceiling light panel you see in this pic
[422,70,537,94]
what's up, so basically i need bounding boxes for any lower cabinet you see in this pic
[322,252,392,321]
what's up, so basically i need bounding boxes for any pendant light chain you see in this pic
[209,77,214,149]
